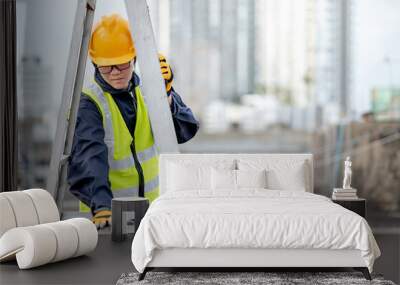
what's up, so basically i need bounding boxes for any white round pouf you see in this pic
[0,191,39,227]
[24,189,60,223]
[0,190,98,269]
[0,226,57,269]
[64,218,98,257]
[0,189,59,238]
[0,219,98,269]
[42,221,79,262]
[0,195,17,237]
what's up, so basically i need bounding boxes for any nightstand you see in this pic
[111,197,149,242]
[332,198,366,218]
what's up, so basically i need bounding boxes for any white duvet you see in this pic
[131,190,380,273]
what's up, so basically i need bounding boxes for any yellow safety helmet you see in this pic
[89,14,136,66]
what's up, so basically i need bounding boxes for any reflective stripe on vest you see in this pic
[79,81,159,212]
[112,175,159,198]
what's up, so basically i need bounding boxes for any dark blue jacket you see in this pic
[67,69,199,213]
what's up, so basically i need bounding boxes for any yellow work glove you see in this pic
[158,53,174,93]
[92,210,112,229]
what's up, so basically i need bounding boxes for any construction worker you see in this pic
[67,14,199,229]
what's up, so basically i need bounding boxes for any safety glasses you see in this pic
[97,61,131,74]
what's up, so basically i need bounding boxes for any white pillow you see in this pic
[166,159,236,192]
[167,162,211,191]
[211,168,236,190]
[238,159,306,191]
[211,169,267,190]
[236,169,267,189]
[267,163,306,191]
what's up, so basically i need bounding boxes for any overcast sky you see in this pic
[351,0,400,115]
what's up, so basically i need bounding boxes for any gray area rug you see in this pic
[116,271,396,285]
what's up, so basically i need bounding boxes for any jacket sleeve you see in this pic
[169,88,200,144]
[67,94,113,213]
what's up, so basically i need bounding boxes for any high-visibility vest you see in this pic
[79,81,159,212]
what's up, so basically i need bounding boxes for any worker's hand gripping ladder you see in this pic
[47,0,179,216]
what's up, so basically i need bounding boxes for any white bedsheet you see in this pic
[131,190,380,273]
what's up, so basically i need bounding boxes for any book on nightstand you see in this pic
[332,188,358,200]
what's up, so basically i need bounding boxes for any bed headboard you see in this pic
[159,153,314,194]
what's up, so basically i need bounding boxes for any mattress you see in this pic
[131,189,380,273]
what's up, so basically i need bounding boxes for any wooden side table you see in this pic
[111,197,149,242]
[332,198,366,218]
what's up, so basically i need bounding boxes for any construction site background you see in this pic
[14,0,400,283]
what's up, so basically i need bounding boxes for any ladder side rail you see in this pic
[47,0,96,214]
[125,0,179,154]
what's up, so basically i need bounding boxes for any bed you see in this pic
[131,154,381,280]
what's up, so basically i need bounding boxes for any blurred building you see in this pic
[255,0,313,107]
[157,0,256,114]
[315,0,353,125]
[151,0,353,133]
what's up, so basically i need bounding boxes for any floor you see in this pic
[1,228,398,285]
[0,233,133,285]
[0,232,368,285]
